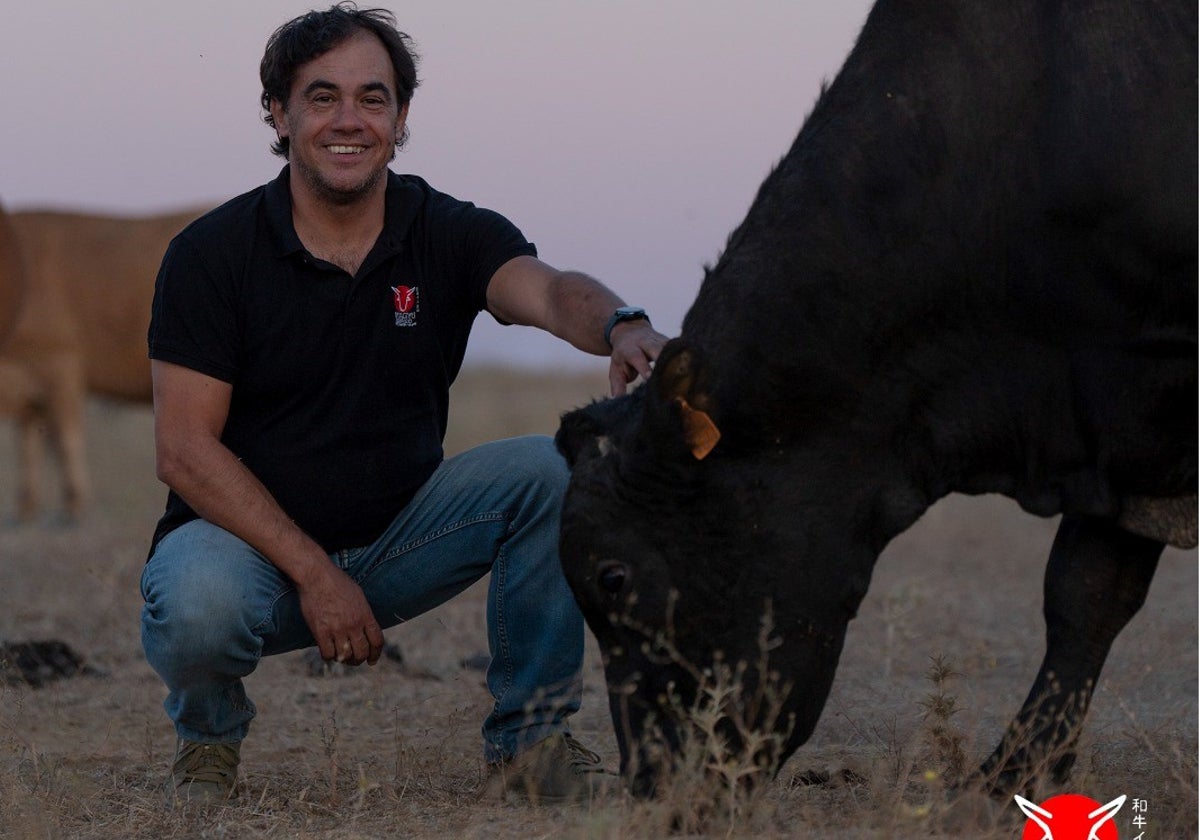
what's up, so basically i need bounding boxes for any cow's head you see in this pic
[556,339,887,796]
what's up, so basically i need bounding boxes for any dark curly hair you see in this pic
[260,3,420,158]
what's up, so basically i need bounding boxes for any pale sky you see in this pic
[1,1,873,369]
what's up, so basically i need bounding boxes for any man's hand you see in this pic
[296,562,386,666]
[485,258,671,394]
[608,320,668,396]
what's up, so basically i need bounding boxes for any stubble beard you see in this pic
[294,159,384,207]
[293,155,390,208]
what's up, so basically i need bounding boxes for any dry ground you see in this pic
[0,368,1195,839]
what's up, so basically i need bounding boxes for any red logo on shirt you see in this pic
[393,286,416,313]
[392,286,419,326]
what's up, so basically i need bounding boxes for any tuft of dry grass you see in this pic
[611,606,795,837]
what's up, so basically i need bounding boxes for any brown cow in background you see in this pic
[0,202,24,349]
[0,208,205,521]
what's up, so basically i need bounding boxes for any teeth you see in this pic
[328,145,365,154]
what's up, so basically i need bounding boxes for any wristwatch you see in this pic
[603,306,650,348]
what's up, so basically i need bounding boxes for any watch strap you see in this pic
[603,308,649,348]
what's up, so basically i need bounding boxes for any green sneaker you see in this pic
[167,739,240,805]
[482,733,618,805]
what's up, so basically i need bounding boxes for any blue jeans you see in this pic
[140,435,583,764]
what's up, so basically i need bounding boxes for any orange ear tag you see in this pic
[675,398,721,460]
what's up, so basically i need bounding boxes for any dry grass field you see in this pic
[0,367,1195,839]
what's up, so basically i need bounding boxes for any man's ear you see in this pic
[645,339,721,460]
[269,98,290,141]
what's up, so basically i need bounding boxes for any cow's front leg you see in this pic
[16,408,46,522]
[974,514,1162,796]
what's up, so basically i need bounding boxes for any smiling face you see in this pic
[269,29,407,207]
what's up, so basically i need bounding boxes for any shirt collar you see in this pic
[264,166,421,263]
[264,165,304,259]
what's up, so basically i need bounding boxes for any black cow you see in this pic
[556,0,1196,798]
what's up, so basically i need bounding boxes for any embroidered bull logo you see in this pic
[1014,793,1126,840]
[392,285,417,314]
[391,285,419,326]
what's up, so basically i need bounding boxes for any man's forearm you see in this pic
[157,433,329,587]
[544,270,628,354]
[157,430,383,664]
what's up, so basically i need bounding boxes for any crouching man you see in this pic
[141,2,664,806]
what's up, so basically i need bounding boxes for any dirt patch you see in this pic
[0,371,1195,838]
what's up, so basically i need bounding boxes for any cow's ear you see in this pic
[674,397,721,460]
[647,339,721,460]
[555,394,639,468]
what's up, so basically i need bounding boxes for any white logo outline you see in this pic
[1013,794,1127,840]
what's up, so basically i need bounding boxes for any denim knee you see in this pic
[166,579,248,656]
[496,435,569,508]
[141,526,272,678]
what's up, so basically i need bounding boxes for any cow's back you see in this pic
[9,208,202,400]
[688,0,1196,340]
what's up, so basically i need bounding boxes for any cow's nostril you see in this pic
[598,563,628,593]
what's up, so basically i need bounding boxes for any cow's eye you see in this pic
[598,562,629,594]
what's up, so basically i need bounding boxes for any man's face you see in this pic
[270,29,408,207]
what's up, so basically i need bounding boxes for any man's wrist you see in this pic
[603,306,650,348]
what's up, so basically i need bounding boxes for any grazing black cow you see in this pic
[556,0,1196,798]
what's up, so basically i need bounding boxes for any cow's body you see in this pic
[0,208,203,521]
[0,203,23,350]
[556,0,1196,797]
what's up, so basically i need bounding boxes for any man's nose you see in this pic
[331,100,364,130]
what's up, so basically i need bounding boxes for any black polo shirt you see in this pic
[148,167,537,552]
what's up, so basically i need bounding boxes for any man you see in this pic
[141,3,665,806]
